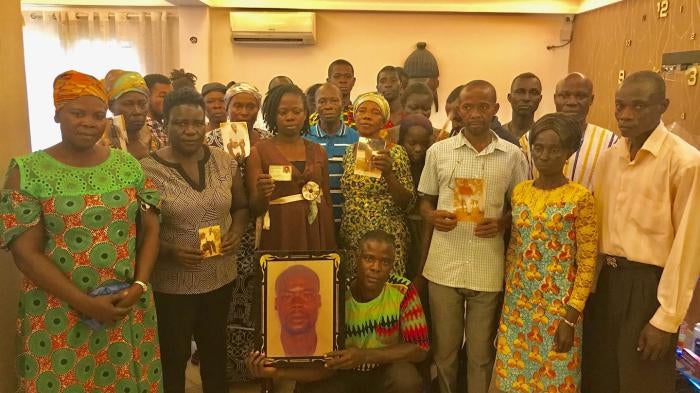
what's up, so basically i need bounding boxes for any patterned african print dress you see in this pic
[205,126,275,382]
[0,149,163,393]
[494,181,596,393]
[339,144,415,277]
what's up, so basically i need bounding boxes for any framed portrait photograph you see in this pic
[258,251,343,367]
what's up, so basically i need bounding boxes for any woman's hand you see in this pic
[115,284,145,308]
[245,351,278,379]
[256,174,275,200]
[166,244,204,267]
[82,291,132,325]
[221,229,242,255]
[553,320,575,353]
[372,149,394,176]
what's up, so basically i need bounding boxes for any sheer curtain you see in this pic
[22,7,180,150]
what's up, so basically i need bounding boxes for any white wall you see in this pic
[210,10,571,126]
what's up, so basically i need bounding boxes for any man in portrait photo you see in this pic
[275,264,322,357]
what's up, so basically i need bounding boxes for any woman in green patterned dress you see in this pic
[339,92,415,276]
[0,71,163,392]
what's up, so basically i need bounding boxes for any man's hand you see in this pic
[637,323,674,361]
[429,210,458,232]
[324,348,368,370]
[245,351,278,379]
[474,217,504,238]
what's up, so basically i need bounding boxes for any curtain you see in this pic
[22,7,180,150]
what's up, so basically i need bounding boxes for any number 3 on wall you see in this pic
[687,66,698,86]
[657,0,669,18]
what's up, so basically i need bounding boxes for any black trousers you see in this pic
[582,257,677,393]
[154,282,234,393]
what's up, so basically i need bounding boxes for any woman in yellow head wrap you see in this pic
[103,69,155,158]
[339,92,416,276]
[1,70,163,392]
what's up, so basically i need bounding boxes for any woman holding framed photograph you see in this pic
[140,88,248,393]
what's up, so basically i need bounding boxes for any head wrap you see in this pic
[103,69,149,102]
[353,92,390,121]
[399,114,433,136]
[224,82,262,110]
[53,70,107,110]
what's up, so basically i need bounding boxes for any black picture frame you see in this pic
[258,251,343,367]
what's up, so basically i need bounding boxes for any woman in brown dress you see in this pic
[247,84,336,251]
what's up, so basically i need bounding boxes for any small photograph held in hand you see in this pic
[220,121,251,159]
[354,137,386,178]
[269,165,293,181]
[199,225,222,258]
[453,178,485,222]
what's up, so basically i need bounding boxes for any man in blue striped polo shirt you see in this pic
[304,83,359,228]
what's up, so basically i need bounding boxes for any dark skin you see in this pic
[111,91,150,158]
[248,93,328,217]
[203,90,227,131]
[6,96,160,324]
[315,83,343,136]
[505,77,542,139]
[354,101,413,210]
[415,85,509,290]
[156,104,248,266]
[276,271,321,356]
[327,64,355,108]
[148,82,172,121]
[245,239,427,381]
[401,125,433,184]
[554,74,594,133]
[377,69,403,125]
[227,92,266,151]
[614,76,673,361]
[530,129,579,353]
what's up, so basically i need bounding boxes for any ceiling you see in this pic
[20,0,622,14]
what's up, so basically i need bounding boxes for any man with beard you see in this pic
[503,72,542,140]
[520,73,617,188]
[201,82,228,132]
[275,265,323,357]
[304,83,358,227]
[376,66,403,128]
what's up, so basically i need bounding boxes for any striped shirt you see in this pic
[519,123,618,190]
[304,122,359,223]
[345,274,429,371]
[418,131,528,291]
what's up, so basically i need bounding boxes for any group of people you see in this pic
[1,55,699,393]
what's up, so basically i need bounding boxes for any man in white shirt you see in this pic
[520,73,617,189]
[416,80,528,393]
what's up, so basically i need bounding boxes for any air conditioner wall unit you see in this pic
[230,11,316,45]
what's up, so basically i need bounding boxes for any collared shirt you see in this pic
[594,122,700,332]
[304,122,359,223]
[147,116,168,149]
[520,123,618,189]
[418,131,528,291]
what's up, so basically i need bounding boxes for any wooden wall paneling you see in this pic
[569,0,700,148]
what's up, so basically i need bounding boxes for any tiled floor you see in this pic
[184,362,295,393]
